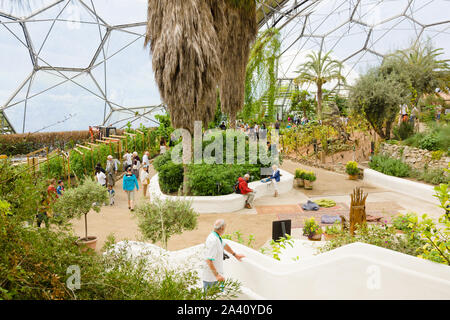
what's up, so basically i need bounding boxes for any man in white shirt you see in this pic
[142,151,150,167]
[202,219,245,293]
[96,170,107,187]
[123,150,133,171]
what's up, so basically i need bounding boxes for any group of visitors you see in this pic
[399,103,420,127]
[121,150,152,211]
[95,155,118,206]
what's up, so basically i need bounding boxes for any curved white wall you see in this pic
[149,169,294,214]
[363,168,440,205]
[224,241,450,300]
[111,240,450,300]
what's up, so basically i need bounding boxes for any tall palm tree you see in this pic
[387,41,450,107]
[294,50,346,120]
[145,0,257,133]
[145,0,257,193]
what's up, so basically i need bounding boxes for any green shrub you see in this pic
[431,150,444,161]
[393,121,414,141]
[410,168,449,185]
[324,221,341,235]
[345,161,359,175]
[0,212,240,300]
[403,124,449,152]
[318,223,425,258]
[158,161,184,194]
[419,133,439,151]
[303,170,317,181]
[153,151,172,172]
[391,212,419,232]
[369,155,411,177]
[187,163,261,196]
[136,197,198,249]
[294,168,306,179]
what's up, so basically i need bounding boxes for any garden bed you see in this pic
[148,169,294,214]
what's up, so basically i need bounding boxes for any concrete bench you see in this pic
[148,169,294,214]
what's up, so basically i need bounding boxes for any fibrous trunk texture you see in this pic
[214,1,257,128]
[145,0,222,133]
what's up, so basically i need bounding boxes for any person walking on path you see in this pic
[95,167,107,187]
[238,174,255,209]
[142,151,150,167]
[132,151,141,179]
[106,155,118,206]
[123,166,139,211]
[123,150,133,171]
[202,219,245,294]
[140,165,151,198]
[106,155,117,188]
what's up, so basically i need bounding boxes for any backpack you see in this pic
[233,181,241,194]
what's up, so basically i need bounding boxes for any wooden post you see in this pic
[63,152,71,187]
[349,187,368,236]
[46,147,49,177]
[136,129,145,152]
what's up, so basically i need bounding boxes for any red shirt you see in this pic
[238,177,253,195]
[47,185,58,202]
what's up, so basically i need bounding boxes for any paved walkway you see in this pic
[71,159,445,251]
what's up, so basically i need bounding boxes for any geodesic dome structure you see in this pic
[256,0,450,116]
[1,0,449,133]
[0,0,164,134]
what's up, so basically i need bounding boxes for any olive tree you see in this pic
[348,62,408,140]
[136,197,198,250]
[52,178,108,241]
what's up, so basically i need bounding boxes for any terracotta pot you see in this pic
[295,178,304,188]
[77,236,97,252]
[308,232,322,241]
[323,233,337,241]
[304,179,313,190]
[348,174,358,180]
[395,229,404,235]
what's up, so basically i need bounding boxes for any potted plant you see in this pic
[52,178,108,251]
[303,217,322,241]
[346,161,359,180]
[323,221,341,240]
[294,169,305,188]
[303,171,316,190]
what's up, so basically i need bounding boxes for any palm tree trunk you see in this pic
[84,213,88,240]
[229,113,236,129]
[317,84,323,120]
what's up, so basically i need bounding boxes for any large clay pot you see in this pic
[323,233,337,241]
[77,236,97,252]
[308,232,322,241]
[295,178,304,188]
[348,174,358,180]
[304,179,313,190]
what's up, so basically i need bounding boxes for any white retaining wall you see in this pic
[363,168,440,205]
[148,169,294,214]
[224,242,450,300]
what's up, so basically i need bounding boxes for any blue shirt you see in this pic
[270,169,281,182]
[123,174,139,191]
[56,185,64,195]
